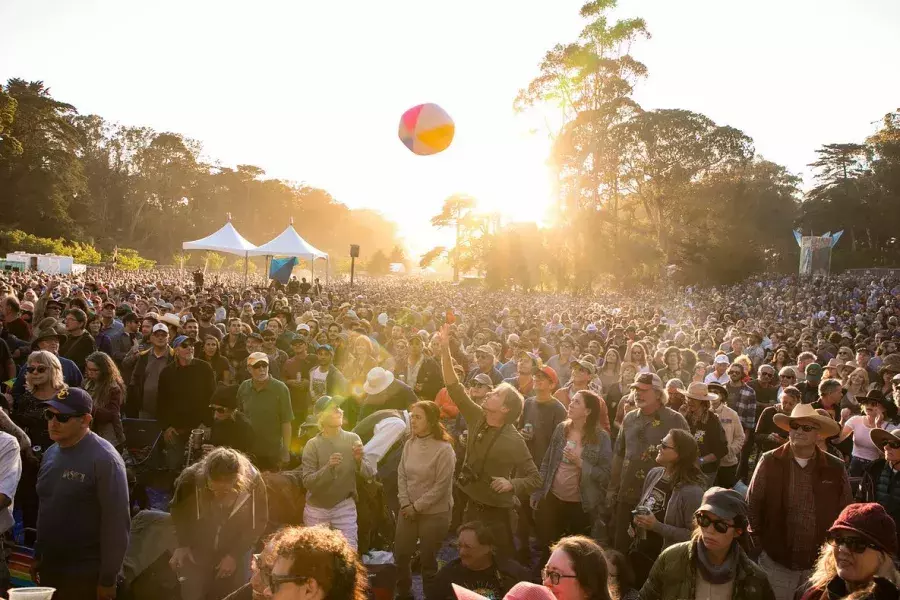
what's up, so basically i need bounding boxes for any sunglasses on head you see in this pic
[696,513,735,534]
[26,366,48,374]
[43,409,85,423]
[825,533,880,554]
[789,422,818,432]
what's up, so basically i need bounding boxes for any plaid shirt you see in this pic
[726,383,757,430]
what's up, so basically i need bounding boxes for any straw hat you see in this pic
[773,403,841,438]
[362,367,395,395]
[682,382,718,403]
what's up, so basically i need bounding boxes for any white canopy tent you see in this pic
[182,216,257,286]
[247,221,329,284]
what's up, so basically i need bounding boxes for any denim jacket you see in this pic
[532,422,611,516]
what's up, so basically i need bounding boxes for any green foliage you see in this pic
[0,79,405,263]
[0,229,102,264]
[202,251,226,271]
[112,248,156,271]
[228,257,257,273]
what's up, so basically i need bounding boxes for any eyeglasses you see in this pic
[209,405,228,413]
[780,375,796,379]
[269,575,309,593]
[26,366,48,374]
[541,569,578,586]
[727,371,742,376]
[43,410,85,423]
[696,513,735,534]
[886,441,900,450]
[656,442,675,451]
[825,534,879,554]
[250,363,269,370]
[789,422,818,433]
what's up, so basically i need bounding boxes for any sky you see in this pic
[2,0,899,256]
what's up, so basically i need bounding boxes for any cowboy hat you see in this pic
[159,313,182,328]
[773,403,841,438]
[682,382,718,403]
[363,367,395,395]
[871,428,900,450]
[879,354,900,375]
[855,389,894,410]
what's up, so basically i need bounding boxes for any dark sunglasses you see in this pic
[209,405,228,413]
[780,375,796,379]
[656,442,675,451]
[789,422,818,432]
[885,441,900,450]
[825,534,880,554]
[727,371,742,376]
[26,366,48,374]
[43,410,85,423]
[696,513,735,534]
[541,569,578,586]
[269,575,309,593]
[250,363,269,370]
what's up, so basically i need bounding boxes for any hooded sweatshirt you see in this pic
[170,461,268,561]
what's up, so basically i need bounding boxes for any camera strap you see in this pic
[466,421,506,481]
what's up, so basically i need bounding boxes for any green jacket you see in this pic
[640,540,775,600]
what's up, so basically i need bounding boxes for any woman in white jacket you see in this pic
[707,383,745,488]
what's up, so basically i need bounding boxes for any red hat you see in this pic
[829,503,898,556]
[535,365,558,388]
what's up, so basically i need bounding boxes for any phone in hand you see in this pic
[446,309,455,325]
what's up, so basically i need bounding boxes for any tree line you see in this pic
[0,79,402,269]
[424,0,900,289]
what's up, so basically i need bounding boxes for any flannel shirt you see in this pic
[726,383,757,430]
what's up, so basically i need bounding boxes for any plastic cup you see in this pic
[9,588,56,600]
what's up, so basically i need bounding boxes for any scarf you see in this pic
[694,539,738,585]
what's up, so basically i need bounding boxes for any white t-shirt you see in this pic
[311,367,328,401]
[846,415,882,461]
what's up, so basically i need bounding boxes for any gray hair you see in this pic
[25,350,66,393]
[818,378,842,397]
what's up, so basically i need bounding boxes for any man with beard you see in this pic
[725,362,757,481]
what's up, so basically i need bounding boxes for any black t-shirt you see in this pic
[209,412,255,457]
[519,397,567,466]
[634,475,673,559]
[426,558,532,600]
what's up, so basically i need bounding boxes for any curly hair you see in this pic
[270,525,368,600]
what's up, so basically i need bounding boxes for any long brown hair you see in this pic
[409,401,452,443]
[667,429,706,489]
[83,351,124,409]
[566,390,601,445]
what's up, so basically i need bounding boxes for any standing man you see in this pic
[35,388,130,600]
[157,336,217,472]
[0,429,21,595]
[749,364,779,410]
[704,354,730,385]
[126,322,174,419]
[747,403,851,600]
[725,362,757,482]
[465,345,503,386]
[2,295,31,341]
[608,372,689,552]
[439,324,541,561]
[109,312,140,367]
[237,353,293,470]
[309,344,347,405]
[60,308,96,374]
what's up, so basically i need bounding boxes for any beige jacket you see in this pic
[712,402,745,467]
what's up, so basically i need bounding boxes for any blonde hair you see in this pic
[807,542,900,593]
[848,367,870,391]
[25,350,66,393]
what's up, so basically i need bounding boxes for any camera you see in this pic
[456,464,479,487]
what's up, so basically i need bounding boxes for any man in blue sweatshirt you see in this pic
[35,387,130,600]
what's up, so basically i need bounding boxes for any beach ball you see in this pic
[398,103,455,156]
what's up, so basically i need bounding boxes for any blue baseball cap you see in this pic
[317,344,334,354]
[172,335,191,348]
[41,387,93,415]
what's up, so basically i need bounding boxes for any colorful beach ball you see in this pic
[398,103,455,156]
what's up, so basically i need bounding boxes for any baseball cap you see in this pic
[317,344,334,354]
[172,335,192,348]
[697,486,748,521]
[247,352,270,366]
[314,395,342,415]
[297,324,311,333]
[471,373,494,388]
[714,355,730,365]
[41,387,93,415]
[535,365,559,387]
[630,372,664,391]
[806,363,823,377]
[475,345,494,357]
[570,359,596,375]
[102,300,116,309]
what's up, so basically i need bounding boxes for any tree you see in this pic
[428,194,485,282]
[367,249,391,277]
[202,251,226,271]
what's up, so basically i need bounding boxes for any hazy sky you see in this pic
[2,0,899,255]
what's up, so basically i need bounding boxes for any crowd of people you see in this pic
[2,267,900,600]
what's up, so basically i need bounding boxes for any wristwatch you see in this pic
[698,457,705,465]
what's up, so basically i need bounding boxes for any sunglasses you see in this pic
[885,441,900,450]
[727,371,742,376]
[696,513,735,534]
[209,405,228,413]
[541,569,578,586]
[43,410,85,423]
[26,366,48,374]
[825,534,880,554]
[789,422,818,432]
[250,363,269,370]
[269,575,309,593]
[656,442,675,451]
[780,375,796,379]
